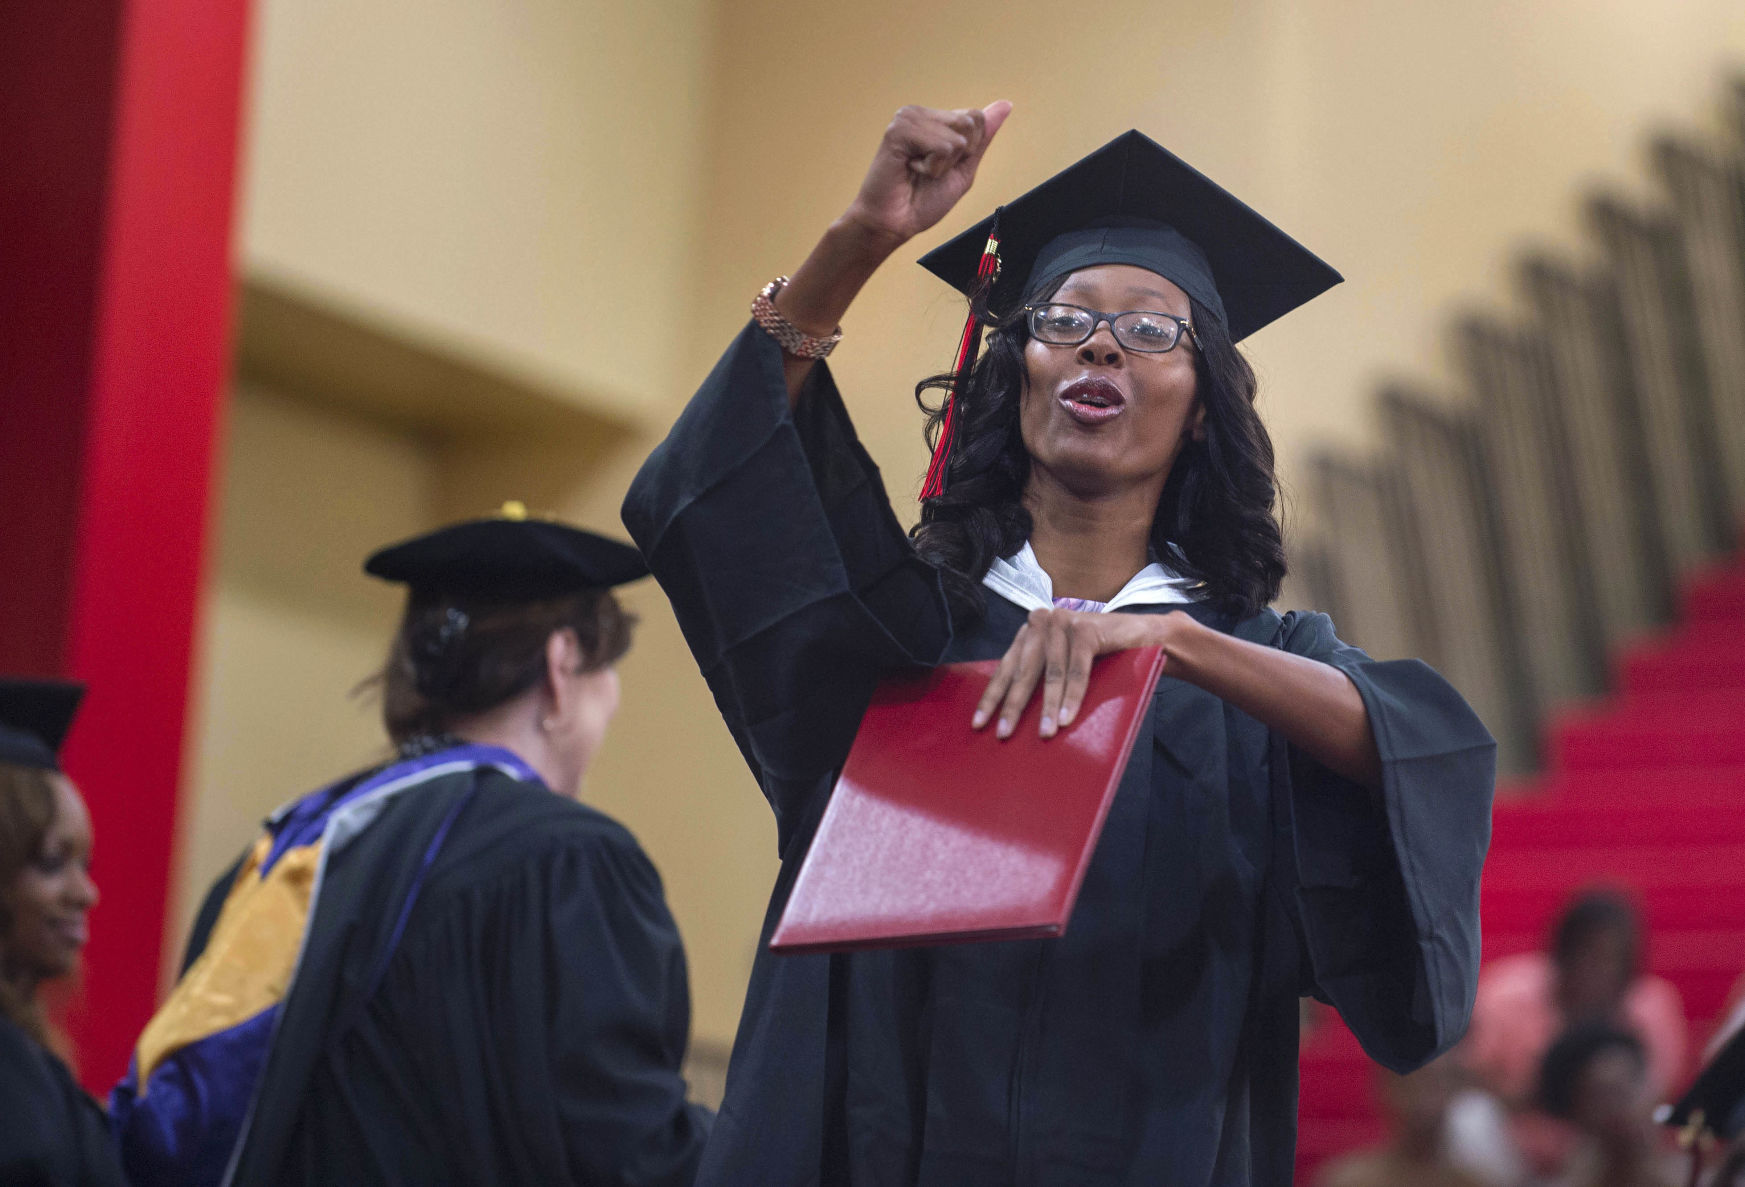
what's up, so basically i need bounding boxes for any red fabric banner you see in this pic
[0,0,251,1092]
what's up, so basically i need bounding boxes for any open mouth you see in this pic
[1058,377,1127,424]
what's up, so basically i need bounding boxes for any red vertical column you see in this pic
[0,0,251,1091]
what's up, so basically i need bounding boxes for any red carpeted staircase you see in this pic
[1295,557,1745,1183]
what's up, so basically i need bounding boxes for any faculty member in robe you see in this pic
[0,678,121,1187]
[112,508,710,1186]
[623,102,1496,1184]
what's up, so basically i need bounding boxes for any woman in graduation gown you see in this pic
[622,103,1496,1185]
[112,509,711,1186]
[0,679,122,1187]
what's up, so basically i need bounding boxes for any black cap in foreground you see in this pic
[365,503,648,600]
[0,679,86,772]
[1665,1021,1745,1145]
[917,130,1342,342]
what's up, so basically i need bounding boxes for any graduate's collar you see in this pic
[981,541,1199,613]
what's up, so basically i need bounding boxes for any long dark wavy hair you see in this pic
[910,273,1287,620]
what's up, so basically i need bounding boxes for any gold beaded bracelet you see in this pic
[751,276,843,359]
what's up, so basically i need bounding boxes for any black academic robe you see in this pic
[621,324,1497,1187]
[0,1016,123,1187]
[189,766,711,1186]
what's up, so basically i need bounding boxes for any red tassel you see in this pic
[921,224,1002,500]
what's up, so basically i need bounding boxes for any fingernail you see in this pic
[972,710,987,729]
[997,718,1012,739]
[1059,706,1074,726]
[1040,716,1055,737]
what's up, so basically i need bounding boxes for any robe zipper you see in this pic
[1009,944,1049,1182]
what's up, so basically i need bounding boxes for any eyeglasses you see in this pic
[1023,303,1201,355]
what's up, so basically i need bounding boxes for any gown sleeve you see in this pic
[545,833,713,1184]
[1273,610,1496,1072]
[622,324,953,845]
[0,1018,125,1187]
[370,826,712,1186]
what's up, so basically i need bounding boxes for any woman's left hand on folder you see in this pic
[972,608,1182,740]
[971,608,1381,791]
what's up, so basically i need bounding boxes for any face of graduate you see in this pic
[2,776,98,988]
[1019,264,1204,499]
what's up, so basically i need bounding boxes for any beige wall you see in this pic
[177,0,1745,1050]
[174,384,431,964]
[241,0,716,425]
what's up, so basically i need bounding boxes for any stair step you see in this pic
[1482,884,1745,935]
[1552,689,1745,721]
[1685,564,1745,624]
[1299,1059,1376,1120]
[1549,692,1745,770]
[1491,806,1745,847]
[1498,764,1745,809]
[1484,928,1745,972]
[1482,842,1745,887]
[1619,627,1745,693]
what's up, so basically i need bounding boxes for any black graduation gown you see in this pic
[190,766,711,1186]
[621,324,1497,1187]
[0,1016,124,1187]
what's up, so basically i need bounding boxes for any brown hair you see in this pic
[0,762,59,1044]
[378,589,635,745]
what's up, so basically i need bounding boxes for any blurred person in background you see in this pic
[0,679,122,1187]
[1466,889,1688,1176]
[111,508,710,1187]
[1538,1023,1680,1187]
[1469,890,1686,1099]
[1313,1055,1493,1187]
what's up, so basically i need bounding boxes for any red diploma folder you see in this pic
[769,646,1166,953]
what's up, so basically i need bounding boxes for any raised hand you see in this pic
[773,101,1011,403]
[841,101,1013,251]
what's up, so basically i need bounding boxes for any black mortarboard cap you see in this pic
[1665,1022,1745,1144]
[0,679,85,772]
[365,502,648,599]
[917,130,1342,342]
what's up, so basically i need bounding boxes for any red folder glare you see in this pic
[769,647,1165,953]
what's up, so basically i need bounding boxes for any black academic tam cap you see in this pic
[365,503,648,600]
[1665,1022,1745,1144]
[918,129,1342,342]
[0,678,85,772]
